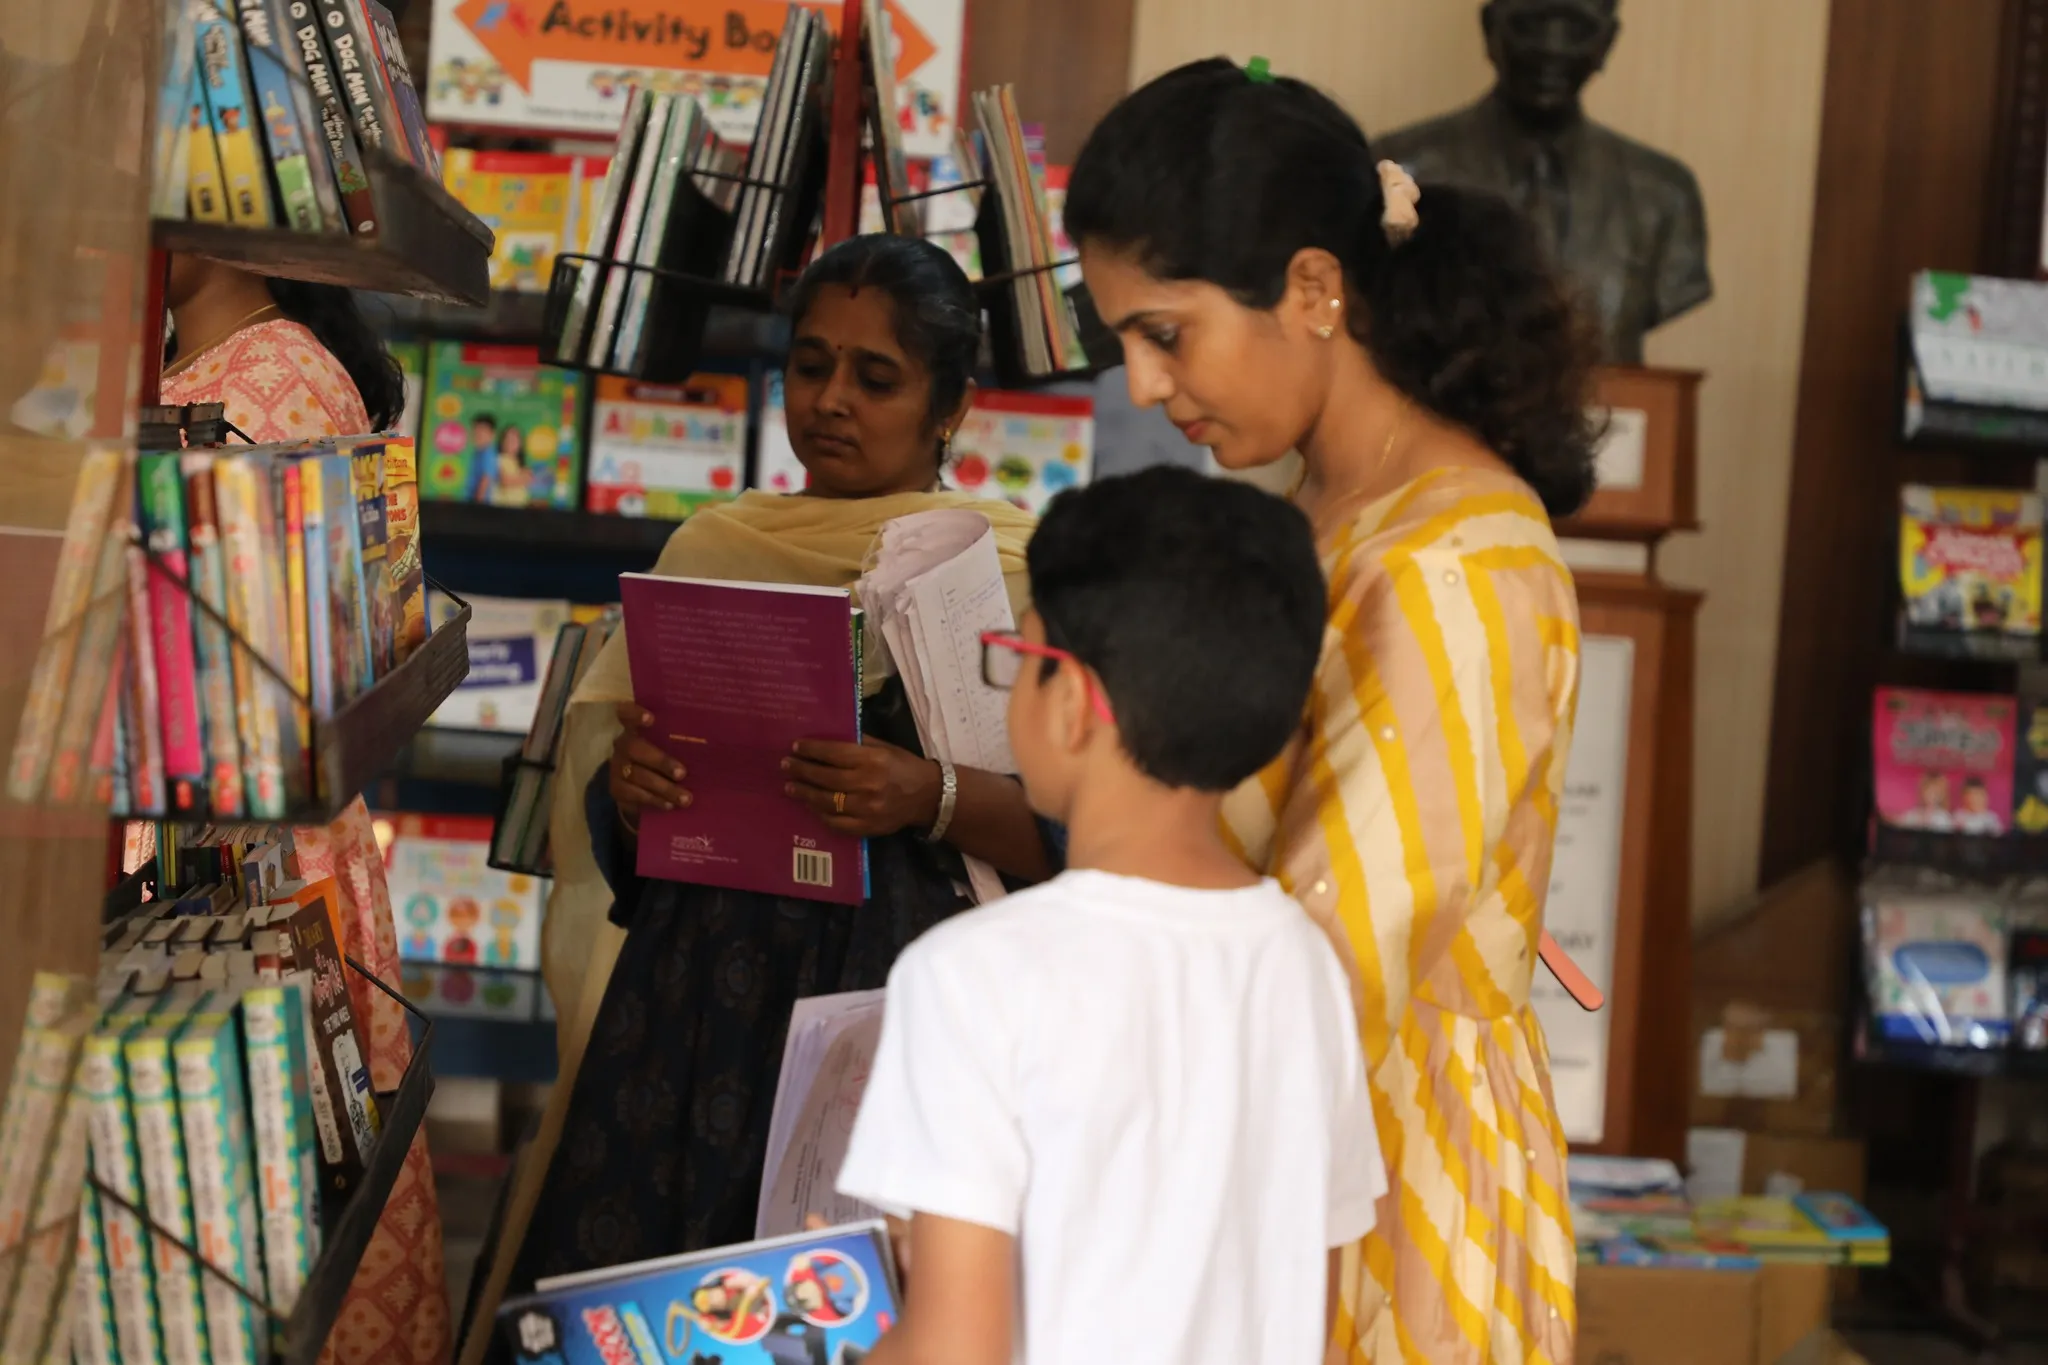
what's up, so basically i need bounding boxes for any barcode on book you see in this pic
[793,848,834,888]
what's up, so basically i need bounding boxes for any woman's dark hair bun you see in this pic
[1065,57,1602,518]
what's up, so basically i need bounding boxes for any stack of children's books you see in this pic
[0,845,388,1365]
[1568,1157,1890,1269]
[154,0,440,232]
[489,609,620,874]
[3,438,430,822]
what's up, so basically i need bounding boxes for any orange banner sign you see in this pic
[455,0,935,93]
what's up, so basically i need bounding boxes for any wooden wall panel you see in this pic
[1759,0,2014,883]
[1129,0,1831,922]
[965,0,1136,165]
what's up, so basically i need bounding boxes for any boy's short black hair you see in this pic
[1028,466,1326,791]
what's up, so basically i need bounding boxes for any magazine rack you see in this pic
[46,948,437,1365]
[969,188,1105,389]
[538,146,826,384]
[153,146,494,307]
[4,531,473,829]
[486,751,556,877]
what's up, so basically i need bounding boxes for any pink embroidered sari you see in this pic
[159,318,453,1365]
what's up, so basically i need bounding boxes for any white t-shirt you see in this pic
[836,870,1383,1365]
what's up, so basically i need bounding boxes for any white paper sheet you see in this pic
[757,990,887,1240]
[857,510,1020,904]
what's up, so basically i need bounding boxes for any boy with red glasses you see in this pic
[837,466,1383,1365]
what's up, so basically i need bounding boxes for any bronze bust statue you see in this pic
[1376,0,1711,363]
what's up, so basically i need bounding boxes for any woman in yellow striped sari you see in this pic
[1068,59,1604,1364]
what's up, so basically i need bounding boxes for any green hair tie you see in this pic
[1244,56,1274,84]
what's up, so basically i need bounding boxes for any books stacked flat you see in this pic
[491,610,619,874]
[553,88,747,375]
[724,6,832,291]
[1566,1156,1890,1270]
[155,0,439,234]
[4,859,386,1363]
[970,85,1089,379]
[1692,1195,1891,1267]
[4,439,430,822]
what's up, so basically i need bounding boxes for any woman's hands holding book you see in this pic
[609,702,689,834]
[782,738,940,837]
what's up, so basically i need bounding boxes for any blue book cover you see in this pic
[234,0,323,230]
[499,1223,898,1365]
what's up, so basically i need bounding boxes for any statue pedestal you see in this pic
[1544,364,1702,1162]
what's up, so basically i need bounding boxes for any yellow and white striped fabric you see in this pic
[1222,467,1582,1365]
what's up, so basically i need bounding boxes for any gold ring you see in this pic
[833,791,846,814]
[621,761,633,780]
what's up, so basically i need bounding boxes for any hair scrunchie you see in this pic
[1378,160,1421,245]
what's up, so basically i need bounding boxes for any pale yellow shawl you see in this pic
[460,489,1033,1365]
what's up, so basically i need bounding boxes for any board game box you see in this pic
[1900,484,2043,637]
[499,1223,897,1365]
[422,342,584,510]
[1872,687,2016,835]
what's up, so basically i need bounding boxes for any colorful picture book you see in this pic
[499,1223,899,1365]
[948,391,1093,514]
[751,371,808,495]
[427,592,574,733]
[587,373,750,518]
[1901,484,2043,637]
[442,149,609,293]
[381,812,545,968]
[1871,687,2016,836]
[421,342,584,510]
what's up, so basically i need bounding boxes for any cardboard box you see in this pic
[1691,860,1855,1138]
[1692,1002,1842,1136]
[1695,860,1855,1015]
[1686,1128,1868,1201]
[1575,1263,1832,1365]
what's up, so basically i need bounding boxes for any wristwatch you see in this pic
[926,759,959,842]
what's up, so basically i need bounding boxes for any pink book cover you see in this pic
[1873,687,2017,836]
[620,574,867,905]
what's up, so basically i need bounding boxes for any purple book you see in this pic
[621,574,867,904]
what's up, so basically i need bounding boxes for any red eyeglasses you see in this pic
[980,631,1116,725]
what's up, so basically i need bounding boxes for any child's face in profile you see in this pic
[1005,610,1065,819]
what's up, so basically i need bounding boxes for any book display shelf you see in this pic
[0,0,496,1354]
[1858,270,2048,1347]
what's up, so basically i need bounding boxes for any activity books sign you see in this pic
[427,0,966,157]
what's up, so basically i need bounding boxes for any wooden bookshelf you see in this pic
[153,150,494,307]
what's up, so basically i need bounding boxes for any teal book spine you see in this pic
[173,1003,267,1364]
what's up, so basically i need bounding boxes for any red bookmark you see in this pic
[1539,931,1604,1011]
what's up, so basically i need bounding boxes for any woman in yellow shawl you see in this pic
[473,237,1048,1342]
